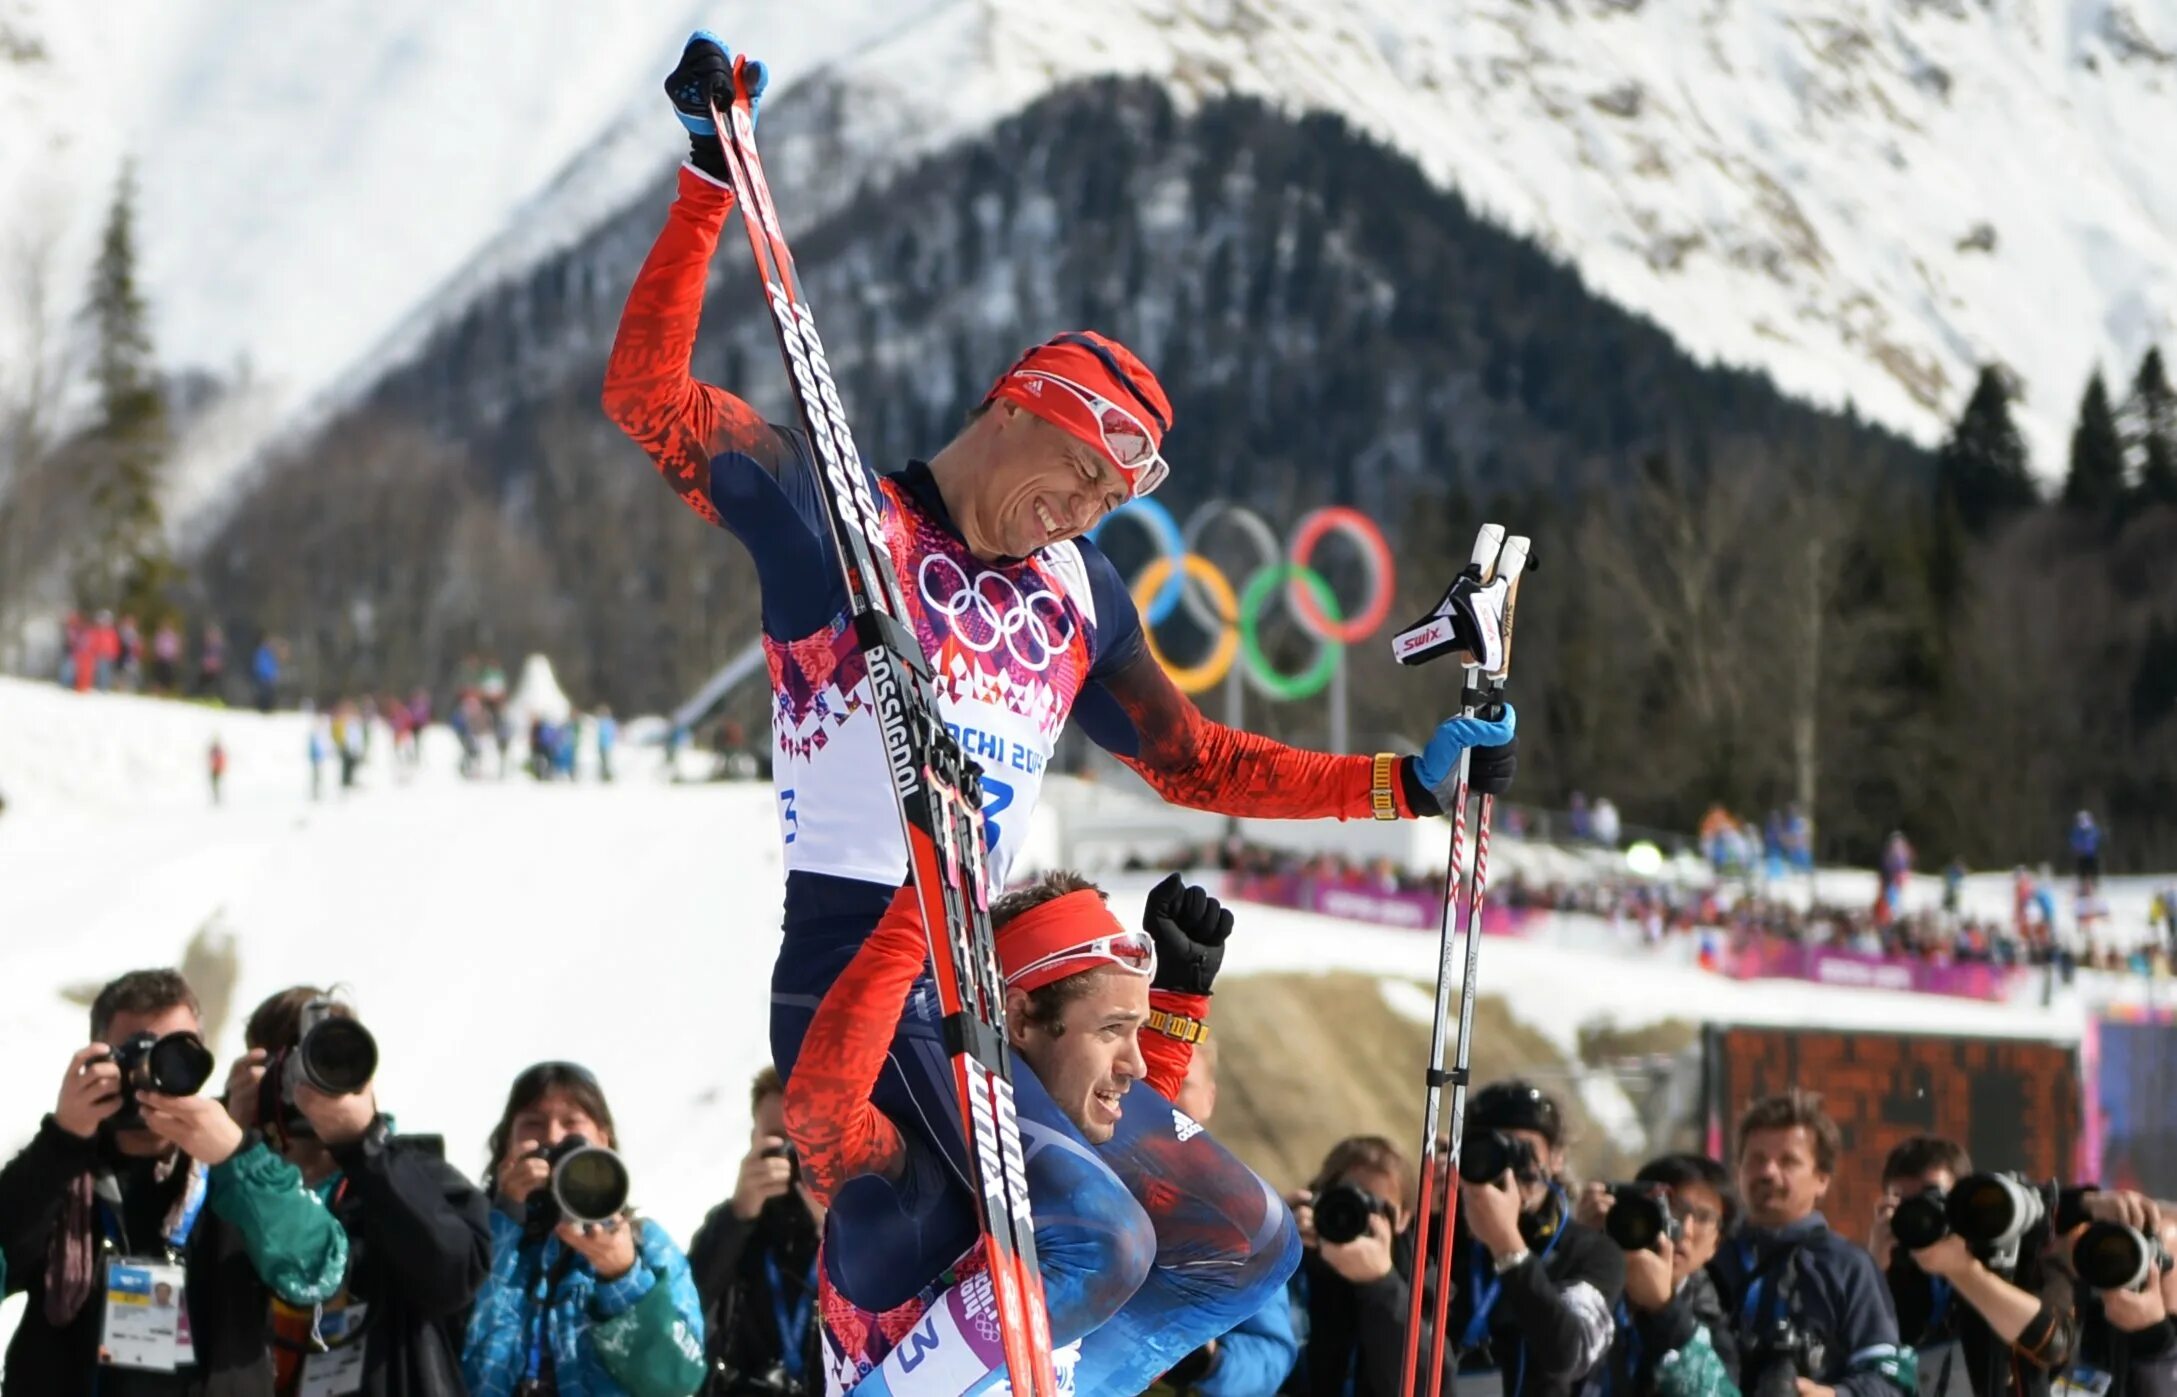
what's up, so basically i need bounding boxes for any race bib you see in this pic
[99,1257,189,1372]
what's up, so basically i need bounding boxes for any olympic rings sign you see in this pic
[1088,499,1396,700]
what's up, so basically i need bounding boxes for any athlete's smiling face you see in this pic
[1006,968,1149,1146]
[965,402,1130,559]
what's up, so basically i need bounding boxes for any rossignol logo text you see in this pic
[765,282,889,560]
[866,649,920,799]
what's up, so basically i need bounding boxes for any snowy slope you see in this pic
[5,0,2174,533]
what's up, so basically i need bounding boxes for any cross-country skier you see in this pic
[784,871,1262,1395]
[602,26,1518,1390]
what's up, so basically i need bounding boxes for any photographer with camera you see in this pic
[1577,1153,1740,1397]
[1869,1137,2076,1397]
[463,1061,706,1397]
[0,968,350,1395]
[2063,1190,2176,1397]
[687,1067,822,1395]
[1717,1090,1913,1397]
[1286,1134,1424,1396]
[229,986,490,1395]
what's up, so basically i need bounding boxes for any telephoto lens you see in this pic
[544,1135,631,1227]
[2074,1222,2171,1292]
[1945,1174,2044,1249]
[295,1012,378,1095]
[1889,1189,1952,1251]
[1605,1183,1681,1252]
[1459,1129,1535,1186]
[108,1031,216,1123]
[1313,1182,1390,1246]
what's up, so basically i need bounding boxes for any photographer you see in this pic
[2064,1191,2176,1397]
[0,968,349,1395]
[1870,1137,2075,1397]
[1716,1090,1913,1397]
[1290,1080,1625,1397]
[1577,1153,1740,1397]
[233,986,491,1395]
[462,1062,706,1397]
[688,1067,821,1395]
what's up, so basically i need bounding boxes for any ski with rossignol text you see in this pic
[708,59,1059,1397]
[1390,525,1534,1397]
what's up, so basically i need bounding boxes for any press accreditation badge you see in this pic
[297,1299,369,1397]
[99,1257,189,1371]
[2053,1364,2116,1397]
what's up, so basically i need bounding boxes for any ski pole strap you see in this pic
[942,1010,1005,1065]
[1427,1066,1469,1088]
[1146,1008,1209,1044]
[1371,752,1401,820]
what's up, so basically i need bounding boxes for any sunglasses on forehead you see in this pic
[1006,927,1160,989]
[1015,370,1170,497]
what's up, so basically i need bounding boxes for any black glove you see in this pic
[1143,872,1233,996]
[1469,728,1517,797]
[664,31,767,183]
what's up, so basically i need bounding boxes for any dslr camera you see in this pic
[257,998,379,1140]
[525,1134,631,1231]
[1460,1129,1542,1187]
[1744,1318,1827,1397]
[1604,1182,1682,1252]
[1313,1181,1399,1246]
[1891,1173,2046,1270]
[2074,1221,2175,1293]
[105,1031,216,1127]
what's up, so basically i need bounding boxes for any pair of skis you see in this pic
[1391,525,1533,1397]
[710,65,1060,1397]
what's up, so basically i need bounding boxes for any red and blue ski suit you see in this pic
[604,164,1416,1393]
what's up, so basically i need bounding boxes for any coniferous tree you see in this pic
[2062,369,2125,512]
[1936,366,2037,533]
[79,160,175,619]
[2125,346,2177,506]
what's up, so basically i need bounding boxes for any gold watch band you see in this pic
[1146,1009,1210,1044]
[1370,752,1400,820]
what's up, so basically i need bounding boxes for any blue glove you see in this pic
[1412,703,1517,811]
[664,30,768,138]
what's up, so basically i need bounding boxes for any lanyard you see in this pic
[98,1161,210,1260]
[764,1251,818,1382]
[1929,1276,1953,1333]
[1461,1189,1568,1353]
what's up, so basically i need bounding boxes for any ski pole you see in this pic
[1392,524,1502,1397]
[1421,535,1530,1397]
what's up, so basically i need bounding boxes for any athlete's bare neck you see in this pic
[926,423,1006,563]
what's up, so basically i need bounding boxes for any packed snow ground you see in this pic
[4,0,2174,538]
[0,675,2158,1354]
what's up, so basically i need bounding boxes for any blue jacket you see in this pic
[462,1206,706,1397]
[1198,1292,1299,1395]
[1711,1213,1913,1397]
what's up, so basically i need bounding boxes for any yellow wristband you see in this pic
[1371,752,1400,820]
[1146,1009,1210,1044]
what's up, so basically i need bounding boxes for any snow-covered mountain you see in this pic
[4,0,2174,527]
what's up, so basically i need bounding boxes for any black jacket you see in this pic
[0,1119,291,1397]
[1889,1243,2077,1397]
[687,1198,822,1396]
[1712,1213,1909,1397]
[318,1123,492,1397]
[1292,1197,1625,1397]
[2076,1293,2177,1397]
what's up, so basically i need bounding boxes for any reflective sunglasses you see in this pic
[1007,927,1159,988]
[1015,370,1170,498]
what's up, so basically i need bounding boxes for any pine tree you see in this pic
[2062,370,2125,512]
[2125,346,2177,506]
[79,161,175,618]
[1936,365,2037,533]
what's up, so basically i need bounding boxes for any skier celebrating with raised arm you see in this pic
[602,28,1518,1391]
[603,26,1516,1085]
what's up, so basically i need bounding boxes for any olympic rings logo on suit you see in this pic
[917,554,1071,672]
[1088,499,1396,701]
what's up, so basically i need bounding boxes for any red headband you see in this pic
[995,889,1144,993]
[982,332,1172,471]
